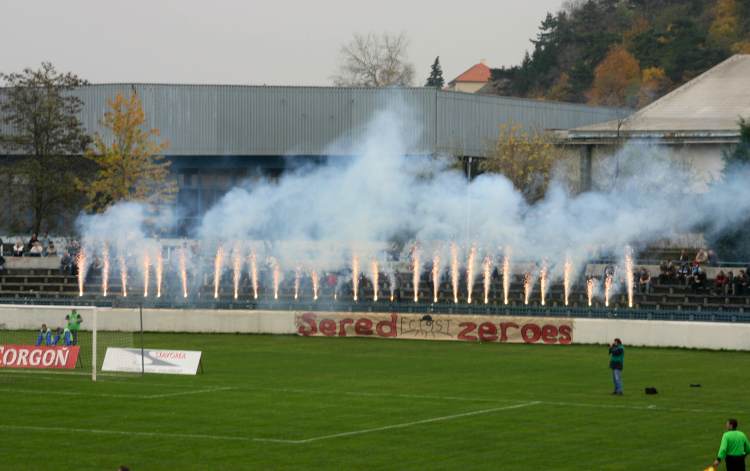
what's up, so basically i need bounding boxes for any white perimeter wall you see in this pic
[0,306,748,350]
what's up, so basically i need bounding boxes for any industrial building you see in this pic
[562,54,750,191]
[2,84,626,232]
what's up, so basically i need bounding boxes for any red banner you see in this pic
[0,345,80,369]
[296,312,574,345]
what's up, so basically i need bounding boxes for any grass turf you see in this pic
[0,333,747,470]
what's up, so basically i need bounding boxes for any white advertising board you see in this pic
[102,347,202,375]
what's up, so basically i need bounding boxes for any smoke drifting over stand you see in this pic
[75,103,750,305]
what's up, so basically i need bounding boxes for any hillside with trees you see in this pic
[488,0,750,107]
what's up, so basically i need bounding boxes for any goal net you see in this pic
[0,304,142,381]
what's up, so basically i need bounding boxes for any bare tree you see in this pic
[333,32,415,87]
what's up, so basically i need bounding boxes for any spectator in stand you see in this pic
[26,233,39,252]
[689,263,706,292]
[677,262,691,285]
[60,252,74,275]
[659,260,669,283]
[13,238,24,257]
[735,270,748,295]
[695,248,709,265]
[0,237,3,256]
[679,249,689,263]
[638,268,651,293]
[0,253,5,273]
[28,241,43,257]
[46,240,57,256]
[603,264,615,279]
[715,271,729,295]
[727,271,736,296]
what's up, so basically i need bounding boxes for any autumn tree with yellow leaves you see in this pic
[587,45,642,107]
[480,123,559,203]
[82,92,176,211]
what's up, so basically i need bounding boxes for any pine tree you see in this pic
[425,56,445,88]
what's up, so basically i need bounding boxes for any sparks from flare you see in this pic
[432,253,441,303]
[388,271,396,302]
[143,252,151,298]
[563,256,572,307]
[587,278,594,307]
[102,244,109,297]
[249,250,258,300]
[119,255,128,297]
[155,247,163,298]
[270,257,280,300]
[311,269,319,300]
[539,261,548,306]
[179,247,188,298]
[625,246,634,308]
[604,274,613,307]
[411,245,421,303]
[523,272,533,305]
[371,260,379,302]
[466,245,477,304]
[76,248,86,297]
[502,252,511,305]
[232,245,242,300]
[482,255,492,304]
[450,242,459,304]
[351,254,360,302]
[213,246,224,299]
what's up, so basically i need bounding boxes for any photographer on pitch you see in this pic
[608,338,624,395]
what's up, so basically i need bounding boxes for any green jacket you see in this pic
[608,344,624,370]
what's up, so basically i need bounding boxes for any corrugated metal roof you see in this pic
[3,84,628,158]
[568,54,750,140]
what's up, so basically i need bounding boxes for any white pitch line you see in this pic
[0,402,539,445]
[290,401,541,444]
[0,386,233,400]
[0,424,294,444]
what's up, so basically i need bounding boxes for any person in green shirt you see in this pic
[608,338,624,395]
[66,310,83,346]
[712,419,750,471]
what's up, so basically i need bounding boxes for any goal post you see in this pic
[0,303,142,381]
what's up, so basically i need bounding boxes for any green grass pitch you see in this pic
[0,333,747,470]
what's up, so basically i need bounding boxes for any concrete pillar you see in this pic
[580,145,593,192]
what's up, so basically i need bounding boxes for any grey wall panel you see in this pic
[2,84,628,158]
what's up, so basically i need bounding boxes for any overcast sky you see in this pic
[1,0,565,86]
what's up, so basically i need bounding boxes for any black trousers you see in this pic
[726,455,746,471]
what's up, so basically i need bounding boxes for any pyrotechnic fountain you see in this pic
[625,246,634,308]
[76,249,86,297]
[311,269,319,300]
[482,255,492,304]
[213,246,224,299]
[249,250,259,300]
[351,254,360,302]
[143,252,151,298]
[371,260,379,302]
[523,272,533,305]
[502,253,511,305]
[412,245,421,303]
[604,274,613,307]
[155,247,163,298]
[450,242,459,304]
[388,271,396,302]
[179,247,188,298]
[563,256,572,307]
[270,257,280,300]
[466,245,477,304]
[432,253,440,303]
[587,278,594,307]
[294,267,301,300]
[119,255,128,297]
[232,246,242,300]
[102,244,109,297]
[539,262,548,306]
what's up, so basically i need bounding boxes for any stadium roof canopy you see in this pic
[564,54,750,145]
[2,85,627,159]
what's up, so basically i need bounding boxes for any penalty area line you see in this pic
[0,401,540,445]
